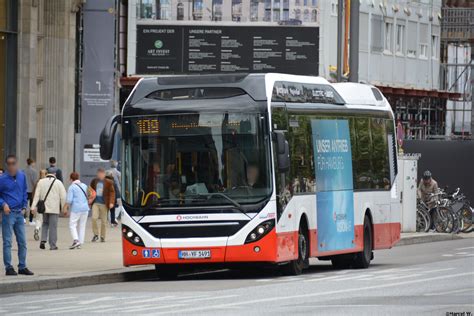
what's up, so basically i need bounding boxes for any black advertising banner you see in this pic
[136,25,319,75]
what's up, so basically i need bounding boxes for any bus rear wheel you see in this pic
[331,215,373,269]
[155,264,179,280]
[281,222,309,276]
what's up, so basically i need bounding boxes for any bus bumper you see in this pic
[122,229,278,266]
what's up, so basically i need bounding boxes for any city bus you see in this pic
[100,73,400,277]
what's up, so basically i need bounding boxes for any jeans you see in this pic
[2,211,27,270]
[110,206,117,224]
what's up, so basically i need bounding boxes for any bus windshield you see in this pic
[122,111,272,209]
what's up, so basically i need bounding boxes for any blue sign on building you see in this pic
[311,119,355,252]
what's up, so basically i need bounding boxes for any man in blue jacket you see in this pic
[0,154,34,276]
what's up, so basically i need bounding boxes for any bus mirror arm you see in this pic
[273,131,290,173]
[100,114,121,160]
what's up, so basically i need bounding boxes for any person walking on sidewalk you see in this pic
[32,169,47,241]
[0,154,34,276]
[24,158,38,225]
[90,168,115,242]
[31,172,67,250]
[46,156,63,182]
[105,171,120,227]
[64,172,90,249]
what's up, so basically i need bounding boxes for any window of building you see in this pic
[264,9,271,21]
[419,43,427,58]
[359,12,369,48]
[384,22,393,53]
[295,9,301,20]
[273,10,280,21]
[177,2,184,20]
[295,0,300,5]
[431,35,438,58]
[157,0,171,20]
[283,0,289,10]
[232,0,242,21]
[303,9,310,22]
[312,0,317,6]
[396,24,405,54]
[212,0,223,20]
[193,0,203,20]
[273,0,280,9]
[371,15,383,52]
[250,0,259,21]
[282,9,289,21]
[303,0,308,6]
[139,0,154,19]
[311,9,317,22]
[331,2,337,16]
[406,21,417,57]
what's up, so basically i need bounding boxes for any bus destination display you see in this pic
[136,25,319,75]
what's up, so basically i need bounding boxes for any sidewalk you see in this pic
[0,217,473,294]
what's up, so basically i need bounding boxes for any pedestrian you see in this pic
[64,172,90,249]
[108,160,121,186]
[46,156,63,182]
[105,171,120,227]
[24,158,38,225]
[31,170,66,250]
[90,168,115,242]
[32,169,47,241]
[0,154,34,276]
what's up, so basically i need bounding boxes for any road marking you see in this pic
[91,295,180,313]
[455,252,469,255]
[126,304,185,314]
[255,279,273,282]
[78,296,116,304]
[442,254,454,257]
[154,272,474,315]
[179,294,239,303]
[10,304,116,315]
[376,273,423,281]
[455,246,474,250]
[1,296,76,306]
[424,287,474,296]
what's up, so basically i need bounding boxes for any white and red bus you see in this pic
[100,73,400,277]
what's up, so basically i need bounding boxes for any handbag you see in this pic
[37,178,56,214]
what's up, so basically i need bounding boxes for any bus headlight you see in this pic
[245,219,275,244]
[122,224,145,247]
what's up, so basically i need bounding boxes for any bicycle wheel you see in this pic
[460,204,473,233]
[432,207,455,233]
[416,209,429,232]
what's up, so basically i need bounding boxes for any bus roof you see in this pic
[332,83,389,108]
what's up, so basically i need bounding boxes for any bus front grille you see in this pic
[140,221,248,238]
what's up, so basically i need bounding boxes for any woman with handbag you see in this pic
[31,171,66,250]
[64,172,93,249]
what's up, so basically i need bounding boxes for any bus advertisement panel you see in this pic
[311,119,354,253]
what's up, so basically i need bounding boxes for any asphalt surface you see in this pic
[1,238,473,315]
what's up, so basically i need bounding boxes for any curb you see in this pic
[396,233,464,247]
[0,268,153,296]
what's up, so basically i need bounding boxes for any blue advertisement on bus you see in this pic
[311,119,355,252]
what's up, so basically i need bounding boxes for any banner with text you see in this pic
[136,25,319,75]
[311,119,355,252]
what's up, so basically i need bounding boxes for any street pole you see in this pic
[349,0,359,83]
[337,0,344,82]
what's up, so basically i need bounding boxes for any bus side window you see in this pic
[353,117,374,189]
[271,105,290,220]
[371,118,390,189]
[288,114,315,194]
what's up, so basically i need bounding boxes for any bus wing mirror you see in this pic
[273,131,290,173]
[100,114,121,160]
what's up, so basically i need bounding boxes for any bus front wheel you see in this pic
[281,222,309,276]
[155,264,179,280]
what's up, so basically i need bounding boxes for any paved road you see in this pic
[1,239,473,315]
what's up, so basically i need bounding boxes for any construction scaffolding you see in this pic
[440,6,473,138]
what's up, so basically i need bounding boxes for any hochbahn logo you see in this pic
[176,215,209,221]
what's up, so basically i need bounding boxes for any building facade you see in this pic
[0,0,79,174]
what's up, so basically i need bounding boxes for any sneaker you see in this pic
[5,267,17,276]
[34,229,40,241]
[77,245,82,249]
[91,235,99,242]
[18,268,34,276]
[29,221,36,226]
[50,246,58,250]
[39,241,46,250]
[69,240,80,250]
[100,237,105,243]
[23,218,26,224]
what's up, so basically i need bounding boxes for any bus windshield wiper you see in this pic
[188,192,252,220]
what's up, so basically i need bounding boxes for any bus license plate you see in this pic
[178,250,211,259]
